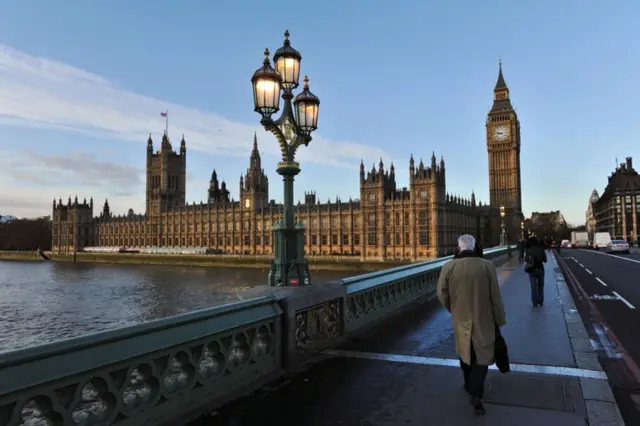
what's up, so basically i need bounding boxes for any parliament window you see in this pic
[419,232,428,246]
[418,211,427,226]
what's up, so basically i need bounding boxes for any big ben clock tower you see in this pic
[486,61,522,215]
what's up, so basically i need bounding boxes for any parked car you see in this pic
[606,240,630,254]
[561,239,571,248]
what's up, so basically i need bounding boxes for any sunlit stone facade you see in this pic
[52,68,522,259]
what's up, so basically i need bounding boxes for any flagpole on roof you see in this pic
[165,110,169,136]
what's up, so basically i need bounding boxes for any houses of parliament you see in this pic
[52,64,524,260]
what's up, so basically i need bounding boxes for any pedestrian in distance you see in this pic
[518,239,525,262]
[437,234,507,415]
[523,236,547,307]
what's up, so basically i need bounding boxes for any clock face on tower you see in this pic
[245,198,251,209]
[493,125,510,141]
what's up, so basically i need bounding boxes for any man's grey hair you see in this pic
[458,234,476,251]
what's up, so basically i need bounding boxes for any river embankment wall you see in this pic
[0,251,410,272]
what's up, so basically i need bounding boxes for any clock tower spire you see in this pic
[486,60,522,215]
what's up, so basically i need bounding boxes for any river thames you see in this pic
[0,260,349,353]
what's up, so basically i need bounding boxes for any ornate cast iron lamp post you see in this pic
[251,30,320,287]
[500,205,506,246]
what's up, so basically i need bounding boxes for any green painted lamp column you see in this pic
[499,205,506,246]
[251,30,320,287]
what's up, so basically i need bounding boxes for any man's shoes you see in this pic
[470,396,486,415]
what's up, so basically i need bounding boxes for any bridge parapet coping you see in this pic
[0,246,515,426]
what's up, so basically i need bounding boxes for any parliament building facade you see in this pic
[52,65,524,260]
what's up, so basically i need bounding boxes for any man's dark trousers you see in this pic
[460,342,489,398]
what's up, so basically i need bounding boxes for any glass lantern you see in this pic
[251,48,282,118]
[293,76,320,135]
[273,30,302,91]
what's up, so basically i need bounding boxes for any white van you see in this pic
[593,232,612,250]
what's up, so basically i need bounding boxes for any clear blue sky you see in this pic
[0,0,638,226]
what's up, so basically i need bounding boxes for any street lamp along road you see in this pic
[499,205,506,247]
[251,30,320,287]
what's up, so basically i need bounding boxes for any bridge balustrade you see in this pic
[0,246,513,426]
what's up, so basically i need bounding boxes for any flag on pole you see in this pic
[160,111,169,135]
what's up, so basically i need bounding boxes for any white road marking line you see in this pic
[593,323,623,359]
[612,291,636,309]
[587,249,640,264]
[578,263,585,268]
[595,277,608,287]
[585,268,593,275]
[323,349,608,380]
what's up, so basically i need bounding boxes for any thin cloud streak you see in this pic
[0,45,389,168]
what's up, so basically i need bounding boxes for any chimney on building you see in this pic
[626,157,633,170]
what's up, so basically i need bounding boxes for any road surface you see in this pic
[558,248,640,423]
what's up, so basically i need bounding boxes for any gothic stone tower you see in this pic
[240,133,269,211]
[146,132,187,215]
[486,62,522,215]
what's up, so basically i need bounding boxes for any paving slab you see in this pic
[205,358,588,426]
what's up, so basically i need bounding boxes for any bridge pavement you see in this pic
[190,254,624,426]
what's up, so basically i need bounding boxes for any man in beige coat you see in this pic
[437,234,507,415]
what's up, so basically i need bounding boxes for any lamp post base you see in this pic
[268,161,312,287]
[267,227,311,287]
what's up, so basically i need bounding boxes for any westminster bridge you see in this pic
[0,246,629,426]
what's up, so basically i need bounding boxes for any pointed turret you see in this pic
[161,131,172,151]
[492,60,511,103]
[180,134,186,153]
[250,132,261,170]
[495,60,507,90]
[102,198,110,217]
